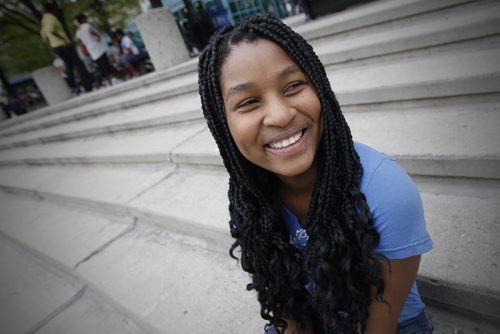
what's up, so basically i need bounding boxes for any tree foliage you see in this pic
[0,0,141,78]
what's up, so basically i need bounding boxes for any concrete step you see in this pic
[175,128,500,180]
[0,187,498,333]
[172,96,500,179]
[296,0,473,41]
[0,165,174,210]
[0,191,135,270]
[313,1,500,66]
[330,47,500,105]
[0,0,492,140]
[424,303,500,334]
[35,289,147,334]
[0,231,151,334]
[415,181,500,293]
[0,165,229,243]
[0,71,199,139]
[0,235,83,334]
[0,93,201,150]
[0,123,206,166]
[0,58,198,134]
[0,191,262,333]
[0,96,497,179]
[0,117,497,180]
[1,0,469,132]
[75,221,262,334]
[0,162,498,330]
[0,193,152,334]
[307,0,497,43]
[0,46,498,158]
[0,163,498,291]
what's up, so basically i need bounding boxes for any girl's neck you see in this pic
[278,162,317,226]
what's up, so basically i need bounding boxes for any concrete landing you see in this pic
[0,162,498,300]
[0,236,82,334]
[0,191,262,333]
[76,223,263,334]
[35,289,147,334]
[0,192,134,269]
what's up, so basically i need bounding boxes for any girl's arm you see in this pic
[279,255,419,334]
[364,255,421,333]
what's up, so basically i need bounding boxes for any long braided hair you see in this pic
[198,16,385,333]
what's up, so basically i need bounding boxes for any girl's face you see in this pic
[219,38,323,182]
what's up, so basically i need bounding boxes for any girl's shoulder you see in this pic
[354,142,394,192]
[354,142,433,259]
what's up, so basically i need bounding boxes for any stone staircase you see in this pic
[0,0,499,332]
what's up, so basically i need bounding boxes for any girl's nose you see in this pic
[262,98,297,127]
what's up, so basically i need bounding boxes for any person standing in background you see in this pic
[40,2,93,93]
[75,13,114,86]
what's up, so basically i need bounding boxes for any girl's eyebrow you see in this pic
[225,65,301,98]
[226,82,254,98]
[278,65,301,78]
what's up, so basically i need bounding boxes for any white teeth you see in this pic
[269,131,302,149]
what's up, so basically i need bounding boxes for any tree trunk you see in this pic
[91,1,113,37]
[149,0,163,8]
[0,65,17,98]
[20,0,42,20]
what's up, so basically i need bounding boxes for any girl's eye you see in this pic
[236,98,259,110]
[284,82,304,94]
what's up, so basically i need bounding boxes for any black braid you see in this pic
[198,16,385,334]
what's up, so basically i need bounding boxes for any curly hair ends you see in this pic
[198,15,386,333]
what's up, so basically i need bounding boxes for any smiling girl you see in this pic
[197,16,433,334]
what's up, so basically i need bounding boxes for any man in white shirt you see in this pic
[75,13,114,84]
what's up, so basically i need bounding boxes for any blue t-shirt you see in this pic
[280,142,433,323]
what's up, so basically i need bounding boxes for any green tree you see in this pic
[86,0,142,37]
[0,19,53,76]
[0,0,140,83]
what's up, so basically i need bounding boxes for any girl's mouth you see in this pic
[265,129,307,155]
[267,130,304,149]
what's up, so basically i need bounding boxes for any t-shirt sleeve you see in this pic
[363,157,433,259]
[41,16,53,39]
[46,16,56,33]
[122,36,132,49]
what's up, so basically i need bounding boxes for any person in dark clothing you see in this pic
[40,2,93,93]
